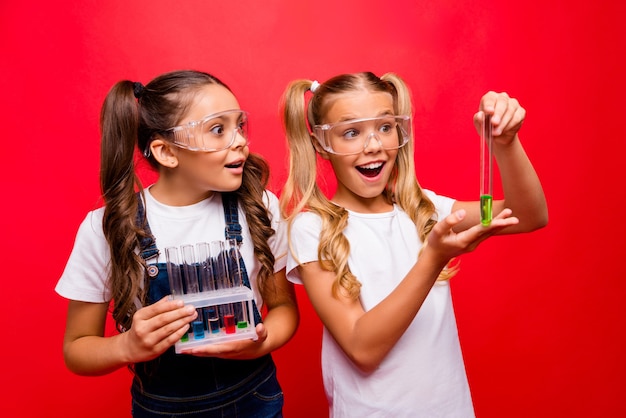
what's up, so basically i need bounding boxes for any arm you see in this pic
[300,209,518,373]
[453,92,548,233]
[255,268,299,353]
[185,268,299,358]
[62,297,197,376]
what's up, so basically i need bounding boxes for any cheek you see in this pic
[328,155,355,174]
[183,153,227,173]
[389,150,400,166]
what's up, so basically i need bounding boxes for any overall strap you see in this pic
[222,192,263,324]
[136,193,159,262]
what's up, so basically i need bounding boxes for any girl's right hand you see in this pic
[121,296,198,363]
[424,208,519,263]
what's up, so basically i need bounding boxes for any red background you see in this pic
[1,1,625,417]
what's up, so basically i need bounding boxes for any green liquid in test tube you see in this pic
[480,114,493,226]
[226,239,250,330]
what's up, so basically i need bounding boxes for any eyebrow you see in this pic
[333,110,395,124]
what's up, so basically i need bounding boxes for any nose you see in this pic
[362,132,383,153]
[230,128,248,149]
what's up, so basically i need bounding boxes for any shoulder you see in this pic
[262,189,279,208]
[76,207,106,239]
[258,190,282,221]
[422,189,456,219]
[291,211,322,234]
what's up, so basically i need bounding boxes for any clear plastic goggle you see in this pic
[161,109,249,152]
[313,115,411,155]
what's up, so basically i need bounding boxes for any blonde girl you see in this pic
[280,71,547,417]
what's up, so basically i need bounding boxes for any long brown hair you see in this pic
[99,70,275,333]
[280,72,455,300]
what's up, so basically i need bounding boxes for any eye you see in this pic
[342,128,360,140]
[209,124,225,136]
[379,123,394,134]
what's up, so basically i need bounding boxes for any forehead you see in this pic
[323,90,394,123]
[181,84,240,123]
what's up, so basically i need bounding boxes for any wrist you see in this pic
[419,243,453,276]
[116,331,135,366]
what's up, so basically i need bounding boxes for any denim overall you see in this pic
[130,192,283,418]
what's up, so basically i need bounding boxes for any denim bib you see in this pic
[130,192,282,417]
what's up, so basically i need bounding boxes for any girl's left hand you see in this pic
[179,323,269,359]
[474,91,526,144]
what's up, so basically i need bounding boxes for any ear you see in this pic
[150,137,179,168]
[310,134,330,160]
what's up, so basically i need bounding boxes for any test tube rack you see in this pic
[166,240,258,354]
[172,287,257,353]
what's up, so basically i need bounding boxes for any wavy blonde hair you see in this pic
[280,72,457,300]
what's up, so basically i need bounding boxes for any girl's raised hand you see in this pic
[120,296,197,363]
[474,91,526,142]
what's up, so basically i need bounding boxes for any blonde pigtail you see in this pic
[280,79,361,299]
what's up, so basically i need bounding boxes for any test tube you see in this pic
[196,242,220,335]
[206,306,221,334]
[192,309,205,340]
[196,243,216,292]
[226,238,250,330]
[165,247,189,342]
[181,245,204,339]
[181,245,200,294]
[211,241,236,334]
[480,114,493,226]
[165,246,184,297]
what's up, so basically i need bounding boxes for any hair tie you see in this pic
[133,82,145,99]
[310,80,320,94]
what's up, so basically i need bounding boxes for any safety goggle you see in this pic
[313,115,411,155]
[161,109,249,152]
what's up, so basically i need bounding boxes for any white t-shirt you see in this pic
[56,188,287,309]
[286,190,475,418]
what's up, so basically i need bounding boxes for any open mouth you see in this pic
[356,162,384,178]
[225,161,244,169]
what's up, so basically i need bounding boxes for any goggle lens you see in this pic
[314,115,411,155]
[164,109,248,152]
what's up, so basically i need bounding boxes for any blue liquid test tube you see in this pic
[192,308,205,340]
[480,114,493,226]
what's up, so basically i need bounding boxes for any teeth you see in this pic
[359,162,383,170]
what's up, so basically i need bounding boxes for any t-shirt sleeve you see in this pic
[286,212,324,285]
[264,190,289,273]
[54,210,111,303]
[423,189,456,220]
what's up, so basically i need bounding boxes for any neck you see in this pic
[149,179,213,206]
